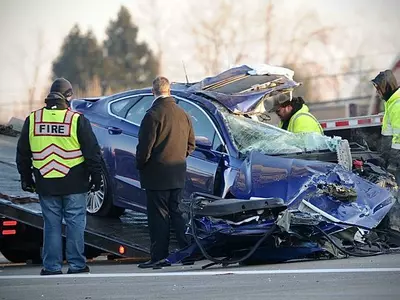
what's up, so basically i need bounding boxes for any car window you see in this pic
[178,100,223,151]
[125,96,154,124]
[224,113,343,155]
[110,98,132,117]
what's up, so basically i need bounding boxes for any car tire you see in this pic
[86,162,125,218]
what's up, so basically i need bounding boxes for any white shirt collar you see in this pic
[152,94,169,106]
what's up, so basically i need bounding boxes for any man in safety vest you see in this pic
[16,78,102,275]
[372,70,400,182]
[269,93,323,134]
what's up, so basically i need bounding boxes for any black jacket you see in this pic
[16,94,102,196]
[136,96,195,190]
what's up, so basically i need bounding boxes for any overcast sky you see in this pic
[0,0,399,122]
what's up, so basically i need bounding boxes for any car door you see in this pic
[108,94,226,210]
[107,94,154,212]
[176,98,226,199]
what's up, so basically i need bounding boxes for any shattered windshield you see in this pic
[223,113,343,155]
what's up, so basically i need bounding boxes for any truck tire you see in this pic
[0,243,42,264]
[86,162,125,218]
[0,243,100,263]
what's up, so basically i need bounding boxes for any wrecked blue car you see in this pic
[71,65,399,266]
[170,151,399,268]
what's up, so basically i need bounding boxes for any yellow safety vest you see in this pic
[28,108,85,178]
[381,88,400,149]
[279,104,323,134]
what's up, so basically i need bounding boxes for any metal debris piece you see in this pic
[337,139,352,171]
[318,183,358,202]
[0,124,19,137]
[0,193,39,204]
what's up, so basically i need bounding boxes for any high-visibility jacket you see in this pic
[381,88,400,149]
[279,104,323,134]
[28,108,85,178]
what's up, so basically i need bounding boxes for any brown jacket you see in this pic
[136,96,195,190]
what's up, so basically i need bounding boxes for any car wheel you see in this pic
[86,163,125,218]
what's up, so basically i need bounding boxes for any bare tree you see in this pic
[261,3,338,101]
[27,31,46,112]
[189,0,339,100]
[264,0,274,63]
[135,0,173,74]
[12,30,49,113]
[261,2,327,100]
[190,0,250,75]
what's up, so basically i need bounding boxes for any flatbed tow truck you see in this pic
[0,193,153,263]
[0,136,177,263]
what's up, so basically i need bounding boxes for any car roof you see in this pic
[102,86,217,110]
[103,64,300,115]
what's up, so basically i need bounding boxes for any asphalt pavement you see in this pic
[0,136,36,198]
[1,134,400,299]
[1,254,400,300]
[0,134,18,163]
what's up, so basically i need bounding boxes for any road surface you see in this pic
[1,254,400,300]
[1,134,400,299]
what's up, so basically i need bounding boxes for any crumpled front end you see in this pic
[169,189,399,268]
[230,151,396,230]
[168,194,327,267]
[166,151,399,268]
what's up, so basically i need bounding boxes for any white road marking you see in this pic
[1,268,400,280]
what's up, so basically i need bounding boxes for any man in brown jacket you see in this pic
[136,76,195,268]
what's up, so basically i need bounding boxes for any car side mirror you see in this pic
[195,136,212,151]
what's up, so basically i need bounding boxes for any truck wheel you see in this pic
[0,244,42,264]
[84,245,102,260]
[86,162,125,218]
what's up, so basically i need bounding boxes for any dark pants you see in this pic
[146,188,189,261]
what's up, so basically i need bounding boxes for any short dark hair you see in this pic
[152,76,170,95]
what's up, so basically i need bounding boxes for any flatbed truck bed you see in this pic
[0,194,155,263]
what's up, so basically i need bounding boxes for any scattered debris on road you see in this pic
[168,191,400,270]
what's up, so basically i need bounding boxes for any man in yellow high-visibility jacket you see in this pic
[269,93,323,134]
[16,78,102,276]
[372,70,400,183]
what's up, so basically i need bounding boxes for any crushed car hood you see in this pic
[188,64,300,114]
[229,151,395,229]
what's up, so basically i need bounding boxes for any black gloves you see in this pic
[21,177,36,193]
[387,148,400,173]
[378,136,399,168]
[89,173,102,192]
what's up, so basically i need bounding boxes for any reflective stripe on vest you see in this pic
[392,143,400,150]
[29,109,85,178]
[32,144,83,160]
[278,111,322,134]
[382,101,400,135]
[288,112,323,133]
[287,104,324,134]
[382,100,393,136]
[381,90,400,149]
